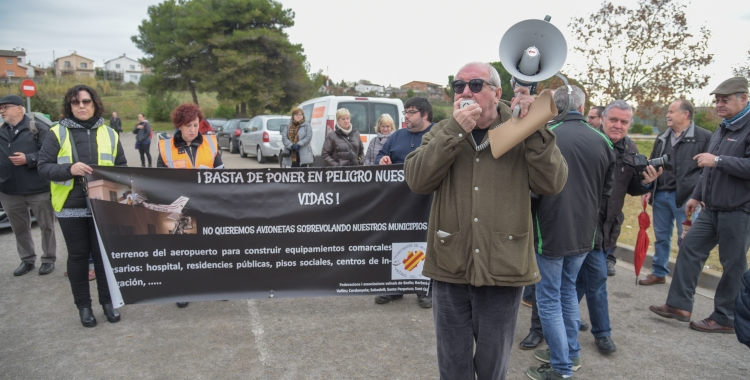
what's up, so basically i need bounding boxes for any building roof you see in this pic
[105,54,140,64]
[401,81,442,88]
[0,50,27,57]
[55,52,95,63]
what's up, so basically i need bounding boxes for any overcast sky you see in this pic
[2,0,749,104]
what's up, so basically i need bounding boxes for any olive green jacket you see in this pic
[404,102,567,287]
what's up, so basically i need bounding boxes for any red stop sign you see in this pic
[21,79,36,97]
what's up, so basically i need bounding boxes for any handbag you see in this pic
[343,136,363,166]
[280,148,291,157]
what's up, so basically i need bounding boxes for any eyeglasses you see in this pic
[587,115,599,120]
[402,110,420,116]
[0,105,19,112]
[70,99,93,107]
[452,79,494,94]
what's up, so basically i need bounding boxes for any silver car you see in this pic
[238,115,291,163]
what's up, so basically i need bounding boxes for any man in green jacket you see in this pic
[404,62,568,380]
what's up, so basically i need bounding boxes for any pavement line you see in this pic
[247,299,270,367]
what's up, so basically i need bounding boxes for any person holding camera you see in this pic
[639,99,711,286]
[651,77,750,334]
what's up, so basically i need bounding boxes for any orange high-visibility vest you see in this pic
[158,134,218,169]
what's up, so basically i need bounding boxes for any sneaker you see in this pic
[527,364,572,380]
[579,320,589,331]
[607,261,616,276]
[417,295,432,308]
[374,294,403,304]
[534,349,580,371]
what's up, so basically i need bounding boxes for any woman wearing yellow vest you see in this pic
[158,103,222,308]
[157,103,222,170]
[37,85,126,328]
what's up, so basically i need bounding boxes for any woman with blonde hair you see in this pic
[321,108,363,166]
[364,114,395,166]
[280,108,313,167]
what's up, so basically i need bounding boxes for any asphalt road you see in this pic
[0,132,748,379]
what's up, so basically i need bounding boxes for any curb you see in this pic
[614,242,722,291]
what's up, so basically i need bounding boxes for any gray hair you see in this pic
[602,100,633,118]
[457,62,501,88]
[673,99,694,119]
[553,85,585,111]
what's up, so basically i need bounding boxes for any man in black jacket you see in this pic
[526,86,615,380]
[640,99,711,285]
[0,94,57,276]
[651,77,750,334]
[110,112,122,134]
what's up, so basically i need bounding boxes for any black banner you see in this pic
[87,165,432,306]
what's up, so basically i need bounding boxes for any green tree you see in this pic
[444,75,455,99]
[406,88,415,98]
[569,0,712,118]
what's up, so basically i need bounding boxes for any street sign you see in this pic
[21,79,36,97]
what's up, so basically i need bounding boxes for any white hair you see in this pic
[602,100,633,118]
[553,86,585,110]
[457,62,501,88]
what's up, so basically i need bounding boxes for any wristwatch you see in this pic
[714,156,720,165]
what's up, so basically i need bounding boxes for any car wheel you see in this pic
[239,142,248,158]
[257,146,267,164]
[230,138,239,154]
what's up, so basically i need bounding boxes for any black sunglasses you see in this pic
[452,79,494,94]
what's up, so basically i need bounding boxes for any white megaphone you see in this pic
[499,16,571,119]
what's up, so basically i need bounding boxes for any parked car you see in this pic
[206,118,227,134]
[238,115,290,163]
[216,118,251,153]
[295,96,404,166]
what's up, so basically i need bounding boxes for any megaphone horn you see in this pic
[499,16,567,85]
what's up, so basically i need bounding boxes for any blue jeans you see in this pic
[536,253,587,377]
[576,248,611,338]
[652,191,687,277]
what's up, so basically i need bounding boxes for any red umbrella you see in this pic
[680,211,692,244]
[634,197,650,285]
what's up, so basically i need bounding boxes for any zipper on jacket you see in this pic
[87,129,92,162]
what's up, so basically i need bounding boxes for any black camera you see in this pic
[631,153,673,174]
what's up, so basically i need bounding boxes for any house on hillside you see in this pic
[354,83,385,96]
[401,81,449,101]
[54,52,95,77]
[0,49,29,80]
[105,55,144,84]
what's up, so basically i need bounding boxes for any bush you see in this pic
[432,107,450,123]
[641,125,653,135]
[694,110,719,132]
[213,102,236,119]
[630,123,644,134]
[145,92,179,122]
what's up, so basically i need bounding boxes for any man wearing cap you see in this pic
[0,94,57,276]
[650,77,750,333]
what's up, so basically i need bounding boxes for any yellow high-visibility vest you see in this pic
[49,124,118,211]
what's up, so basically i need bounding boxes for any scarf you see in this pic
[724,102,750,126]
[62,117,104,130]
[337,123,352,135]
[288,121,301,164]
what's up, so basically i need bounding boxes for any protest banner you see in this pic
[86,165,432,306]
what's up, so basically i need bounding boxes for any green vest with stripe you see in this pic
[49,124,118,212]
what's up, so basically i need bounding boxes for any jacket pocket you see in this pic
[433,230,466,275]
[489,231,529,276]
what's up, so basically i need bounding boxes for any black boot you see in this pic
[176,302,189,308]
[79,307,97,328]
[102,304,121,323]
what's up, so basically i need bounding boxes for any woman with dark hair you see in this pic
[133,113,152,167]
[157,103,222,308]
[37,84,127,328]
[280,108,313,168]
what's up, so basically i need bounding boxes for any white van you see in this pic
[296,96,405,166]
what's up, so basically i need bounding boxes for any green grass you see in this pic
[101,90,221,132]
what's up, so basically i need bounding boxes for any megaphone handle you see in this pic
[512,91,522,118]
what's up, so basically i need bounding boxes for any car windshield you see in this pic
[238,120,252,130]
[266,118,290,131]
[208,119,226,128]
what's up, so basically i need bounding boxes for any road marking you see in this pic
[246,299,269,367]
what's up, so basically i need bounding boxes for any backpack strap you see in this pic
[28,118,38,140]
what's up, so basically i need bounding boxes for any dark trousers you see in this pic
[667,209,750,327]
[606,246,617,264]
[432,280,522,380]
[58,217,112,309]
[138,142,152,167]
[528,284,543,336]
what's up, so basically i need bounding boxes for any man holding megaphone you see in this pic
[404,61,567,380]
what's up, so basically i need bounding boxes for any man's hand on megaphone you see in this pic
[453,98,482,133]
[510,86,535,119]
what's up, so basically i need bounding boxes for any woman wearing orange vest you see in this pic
[157,103,223,170]
[157,103,222,308]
